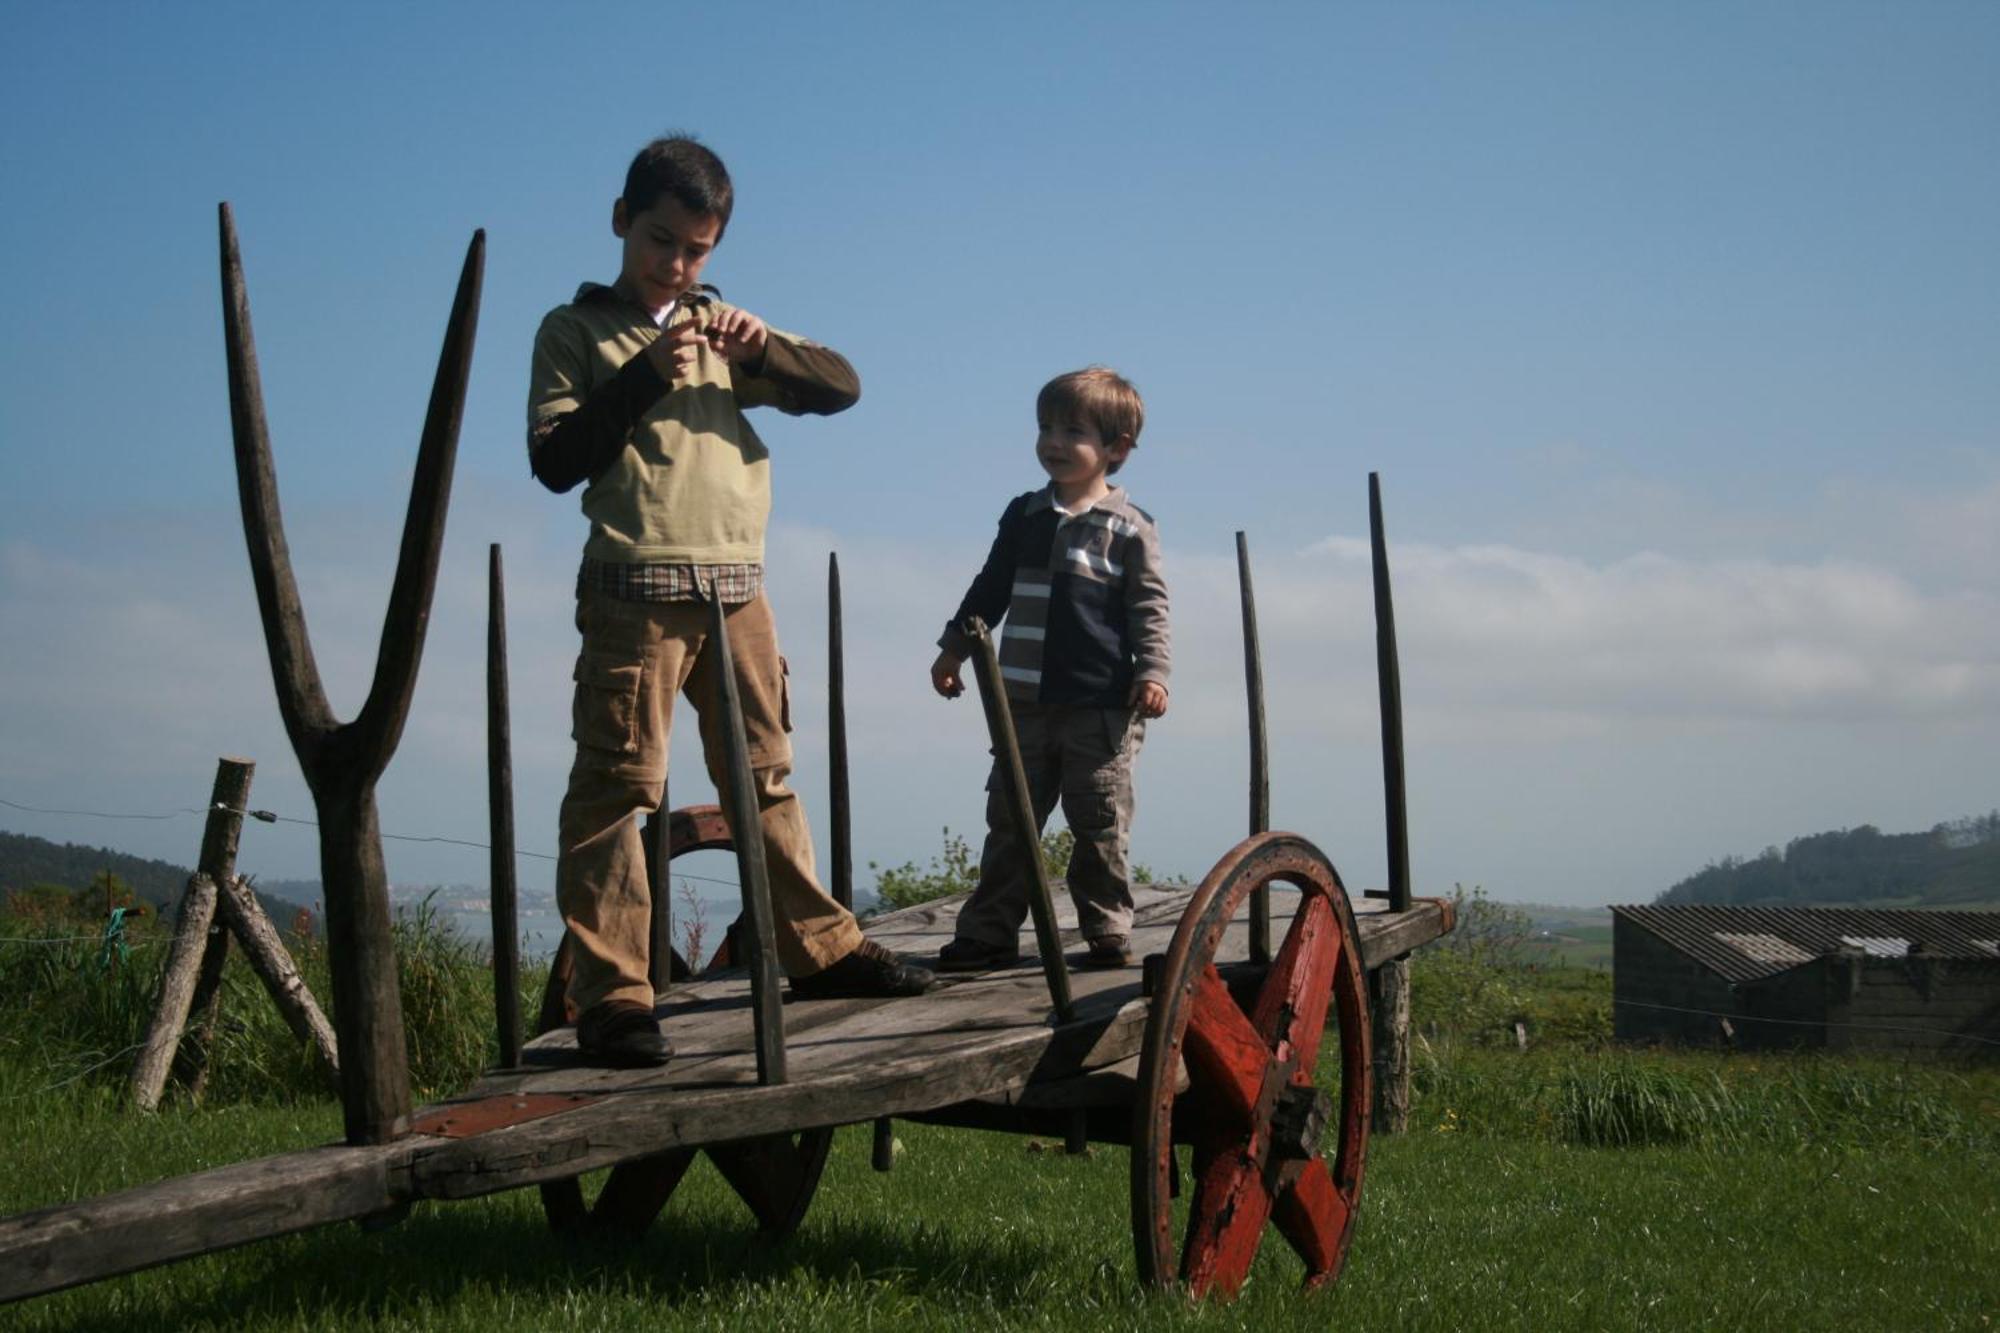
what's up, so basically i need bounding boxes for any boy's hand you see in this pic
[705,307,769,364]
[931,650,965,700]
[644,321,707,383]
[1130,680,1168,719]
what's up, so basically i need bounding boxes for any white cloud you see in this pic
[4,486,1996,907]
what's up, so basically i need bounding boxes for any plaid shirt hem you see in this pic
[578,558,764,604]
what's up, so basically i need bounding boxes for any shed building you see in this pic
[1611,905,2000,1057]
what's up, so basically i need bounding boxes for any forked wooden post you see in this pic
[966,618,1074,1024]
[220,203,484,1144]
[1367,471,1413,1134]
[486,545,521,1067]
[1235,532,1272,965]
[707,592,787,1084]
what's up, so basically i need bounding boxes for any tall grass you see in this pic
[0,896,541,1107]
[1411,1041,1998,1152]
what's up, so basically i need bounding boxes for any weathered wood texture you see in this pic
[215,873,341,1084]
[127,873,221,1112]
[0,881,1451,1303]
[220,204,484,1144]
[130,757,255,1110]
[1368,955,1412,1133]
[0,1145,397,1301]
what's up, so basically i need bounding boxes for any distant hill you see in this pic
[0,829,194,913]
[0,829,310,928]
[1655,811,2000,909]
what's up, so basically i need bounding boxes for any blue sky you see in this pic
[3,2,1995,909]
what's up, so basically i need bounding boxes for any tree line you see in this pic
[1655,811,2000,908]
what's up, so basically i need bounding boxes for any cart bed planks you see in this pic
[0,883,1450,1304]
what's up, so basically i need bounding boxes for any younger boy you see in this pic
[529,135,933,1068]
[929,368,1170,970]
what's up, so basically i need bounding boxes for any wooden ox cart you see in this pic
[0,216,1453,1306]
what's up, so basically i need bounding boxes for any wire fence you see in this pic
[1,792,744,891]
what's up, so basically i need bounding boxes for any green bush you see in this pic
[868,826,1156,913]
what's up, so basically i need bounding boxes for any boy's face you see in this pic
[1036,416,1130,490]
[612,195,722,312]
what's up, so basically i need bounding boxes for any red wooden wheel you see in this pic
[1131,832,1371,1298]
[537,805,833,1238]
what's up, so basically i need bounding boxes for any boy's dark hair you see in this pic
[623,135,734,235]
[1037,367,1145,473]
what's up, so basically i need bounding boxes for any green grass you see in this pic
[3,1090,1994,1331]
[4,908,1995,1328]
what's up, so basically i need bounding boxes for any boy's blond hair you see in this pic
[1037,367,1144,472]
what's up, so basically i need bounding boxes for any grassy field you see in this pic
[3,903,1996,1328]
[2,1077,1994,1331]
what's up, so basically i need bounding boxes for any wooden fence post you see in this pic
[129,758,255,1111]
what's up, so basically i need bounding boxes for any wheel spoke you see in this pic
[1272,1156,1353,1283]
[1180,1149,1276,1298]
[1183,966,1271,1128]
[1250,892,1340,1072]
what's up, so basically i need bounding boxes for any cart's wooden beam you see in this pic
[0,1144,405,1303]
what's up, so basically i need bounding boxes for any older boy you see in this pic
[530,135,933,1068]
[929,368,1170,971]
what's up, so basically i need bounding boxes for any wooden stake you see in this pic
[830,552,888,1155]
[130,876,220,1112]
[486,544,521,1067]
[1236,532,1271,965]
[215,874,341,1085]
[966,618,1074,1023]
[1368,474,1411,915]
[130,758,254,1111]
[828,553,853,912]
[647,779,673,994]
[1367,473,1414,1135]
[707,592,787,1085]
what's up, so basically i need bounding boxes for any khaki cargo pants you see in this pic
[556,590,863,1014]
[955,701,1145,949]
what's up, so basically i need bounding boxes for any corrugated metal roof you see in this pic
[1610,905,2000,983]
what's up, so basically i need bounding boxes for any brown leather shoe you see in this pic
[792,939,938,999]
[576,999,673,1068]
[1079,935,1131,969]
